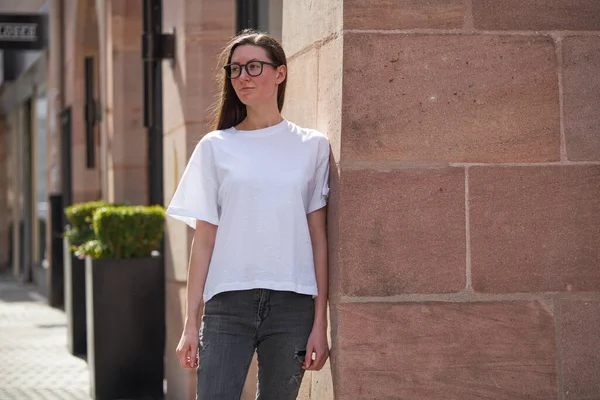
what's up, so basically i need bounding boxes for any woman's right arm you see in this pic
[176,219,218,369]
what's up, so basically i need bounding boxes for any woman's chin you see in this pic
[238,96,262,107]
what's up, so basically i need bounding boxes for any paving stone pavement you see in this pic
[0,272,91,400]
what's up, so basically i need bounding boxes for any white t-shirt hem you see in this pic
[307,200,327,214]
[166,206,219,228]
[204,281,318,303]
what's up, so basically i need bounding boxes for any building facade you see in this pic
[0,0,50,296]
[1,0,599,399]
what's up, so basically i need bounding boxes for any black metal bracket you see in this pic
[84,56,98,169]
[142,29,176,63]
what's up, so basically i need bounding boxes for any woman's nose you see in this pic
[239,67,251,79]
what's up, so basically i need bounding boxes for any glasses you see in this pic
[224,60,279,79]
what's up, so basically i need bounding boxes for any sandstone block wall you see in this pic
[284,0,600,398]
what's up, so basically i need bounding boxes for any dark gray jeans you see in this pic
[197,289,314,400]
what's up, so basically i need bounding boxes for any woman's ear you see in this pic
[276,65,287,85]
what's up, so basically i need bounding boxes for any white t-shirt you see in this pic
[166,119,330,302]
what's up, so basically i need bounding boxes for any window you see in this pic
[237,0,282,41]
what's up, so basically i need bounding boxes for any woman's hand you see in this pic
[303,325,329,371]
[176,330,199,369]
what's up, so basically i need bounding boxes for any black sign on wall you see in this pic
[0,14,47,50]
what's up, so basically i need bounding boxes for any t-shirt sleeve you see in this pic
[307,136,331,214]
[166,139,219,228]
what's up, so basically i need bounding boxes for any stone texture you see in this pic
[340,168,466,296]
[327,162,342,300]
[163,0,234,135]
[163,44,224,137]
[108,5,147,205]
[283,47,319,129]
[164,215,192,283]
[317,36,342,160]
[165,281,196,400]
[297,372,311,400]
[560,300,600,399]
[336,302,557,399]
[473,0,600,31]
[183,44,230,126]
[110,166,147,205]
[342,33,560,163]
[111,51,146,167]
[310,360,334,400]
[164,127,195,283]
[183,0,236,46]
[470,165,600,293]
[344,0,466,30]
[562,36,600,161]
[111,0,143,52]
[71,144,101,201]
[282,0,342,57]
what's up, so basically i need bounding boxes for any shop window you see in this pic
[237,0,282,41]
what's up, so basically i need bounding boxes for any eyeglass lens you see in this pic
[228,61,264,79]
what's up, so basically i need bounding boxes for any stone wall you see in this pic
[284,0,600,398]
[105,0,147,205]
[63,0,101,203]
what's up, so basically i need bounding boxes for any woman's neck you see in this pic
[238,103,283,131]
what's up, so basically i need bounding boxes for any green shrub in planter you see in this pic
[88,205,165,259]
[84,204,166,399]
[63,200,109,357]
[64,201,109,252]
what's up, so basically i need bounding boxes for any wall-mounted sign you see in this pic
[0,14,47,50]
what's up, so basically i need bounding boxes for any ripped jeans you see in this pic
[197,289,314,400]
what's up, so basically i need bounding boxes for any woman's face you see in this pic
[228,44,286,107]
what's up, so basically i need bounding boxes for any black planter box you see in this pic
[64,237,87,356]
[85,256,165,400]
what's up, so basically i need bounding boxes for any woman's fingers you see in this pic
[176,343,189,368]
[314,347,329,370]
[303,344,315,370]
[188,342,199,368]
[177,340,199,369]
[307,346,329,371]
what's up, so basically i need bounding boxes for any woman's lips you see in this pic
[239,87,254,92]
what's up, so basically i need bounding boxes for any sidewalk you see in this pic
[0,271,91,400]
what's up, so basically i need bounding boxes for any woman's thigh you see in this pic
[197,290,258,400]
[255,291,314,400]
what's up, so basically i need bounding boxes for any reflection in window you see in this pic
[35,94,47,266]
[237,0,282,41]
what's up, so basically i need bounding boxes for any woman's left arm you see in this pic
[304,206,329,371]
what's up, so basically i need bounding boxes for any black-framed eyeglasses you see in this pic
[224,60,279,79]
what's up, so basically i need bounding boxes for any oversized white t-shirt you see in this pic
[166,119,330,302]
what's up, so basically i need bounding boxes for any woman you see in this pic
[166,29,330,400]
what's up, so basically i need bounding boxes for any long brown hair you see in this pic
[211,30,287,131]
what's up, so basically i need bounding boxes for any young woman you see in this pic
[166,29,330,399]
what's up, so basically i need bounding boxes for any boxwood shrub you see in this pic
[64,201,110,249]
[88,205,165,259]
